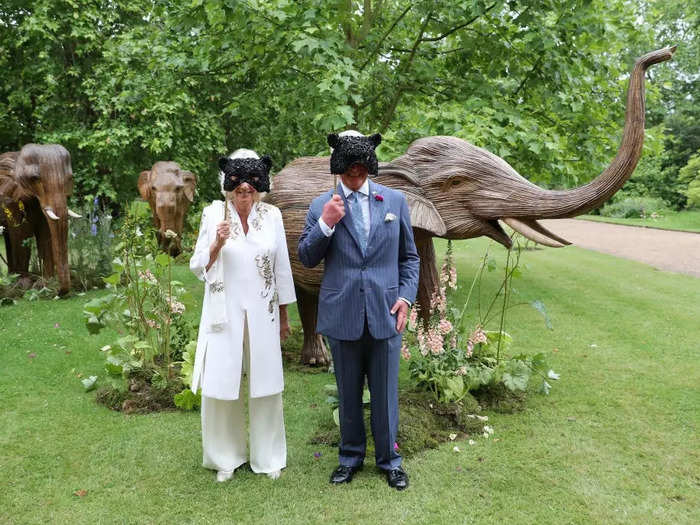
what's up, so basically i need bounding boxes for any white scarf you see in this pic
[204,200,228,332]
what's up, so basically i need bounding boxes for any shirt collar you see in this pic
[339,178,370,198]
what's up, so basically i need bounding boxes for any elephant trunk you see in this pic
[513,46,676,219]
[156,205,183,257]
[45,204,71,294]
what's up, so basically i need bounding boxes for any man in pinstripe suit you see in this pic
[298,132,419,490]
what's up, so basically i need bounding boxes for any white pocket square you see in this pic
[384,213,397,222]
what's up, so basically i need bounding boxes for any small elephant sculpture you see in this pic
[0,144,82,295]
[266,47,676,366]
[138,161,197,256]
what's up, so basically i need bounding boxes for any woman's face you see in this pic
[230,182,257,210]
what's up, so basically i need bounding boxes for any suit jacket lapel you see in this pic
[337,183,364,254]
[366,181,382,249]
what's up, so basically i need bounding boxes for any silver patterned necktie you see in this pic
[350,192,368,252]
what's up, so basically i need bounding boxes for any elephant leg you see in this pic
[414,229,439,327]
[296,285,330,367]
[24,199,55,280]
[4,214,32,276]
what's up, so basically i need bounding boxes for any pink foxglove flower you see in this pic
[408,305,418,328]
[427,328,444,355]
[400,344,411,361]
[438,319,453,335]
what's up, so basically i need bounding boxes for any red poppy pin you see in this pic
[374,194,384,202]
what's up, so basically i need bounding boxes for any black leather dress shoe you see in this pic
[386,466,409,490]
[330,465,362,484]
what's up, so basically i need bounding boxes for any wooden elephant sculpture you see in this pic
[0,144,82,295]
[138,161,197,256]
[266,47,676,366]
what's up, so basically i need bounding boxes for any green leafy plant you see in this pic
[82,204,193,406]
[405,240,558,405]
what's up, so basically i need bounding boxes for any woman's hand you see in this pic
[214,221,230,248]
[206,221,230,271]
[279,305,291,342]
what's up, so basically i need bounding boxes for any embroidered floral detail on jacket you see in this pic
[255,252,278,321]
[209,280,224,293]
[225,201,241,239]
[251,202,270,231]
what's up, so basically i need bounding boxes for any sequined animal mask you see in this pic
[218,155,272,192]
[327,133,382,175]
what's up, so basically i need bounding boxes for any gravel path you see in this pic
[539,219,700,278]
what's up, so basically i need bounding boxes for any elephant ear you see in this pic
[0,152,29,200]
[403,191,447,237]
[137,170,152,200]
[181,170,197,202]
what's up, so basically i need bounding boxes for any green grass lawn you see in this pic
[579,209,700,232]
[1,239,698,524]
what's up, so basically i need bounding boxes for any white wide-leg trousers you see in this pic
[201,392,286,474]
[200,314,286,474]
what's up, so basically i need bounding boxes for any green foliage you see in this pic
[679,152,700,208]
[406,240,558,404]
[1,0,685,209]
[599,196,668,219]
[82,204,193,402]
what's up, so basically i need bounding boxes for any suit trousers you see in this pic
[328,319,402,471]
[200,313,286,474]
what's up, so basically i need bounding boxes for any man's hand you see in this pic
[390,299,409,333]
[321,194,345,228]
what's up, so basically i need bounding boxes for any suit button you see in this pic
[360,288,364,292]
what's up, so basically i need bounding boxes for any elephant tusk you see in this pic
[44,207,60,220]
[68,209,83,218]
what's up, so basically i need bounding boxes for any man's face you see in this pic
[340,163,369,191]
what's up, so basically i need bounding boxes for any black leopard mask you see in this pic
[327,133,382,175]
[218,155,272,192]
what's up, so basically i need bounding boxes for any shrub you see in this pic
[82,204,194,409]
[404,241,559,405]
[679,153,700,209]
[599,196,668,218]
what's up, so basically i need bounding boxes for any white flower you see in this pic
[135,226,143,237]
[466,414,476,419]
[100,345,111,352]
[449,433,457,441]
[453,446,460,452]
[468,440,476,446]
[0,225,5,234]
[476,415,488,422]
[164,229,178,239]
[483,432,490,438]
[483,425,494,435]
[547,369,560,380]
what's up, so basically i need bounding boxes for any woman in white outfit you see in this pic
[189,149,296,482]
